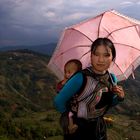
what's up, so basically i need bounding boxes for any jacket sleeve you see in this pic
[111,73,124,106]
[54,72,84,113]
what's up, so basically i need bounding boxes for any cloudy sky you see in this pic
[0,0,140,47]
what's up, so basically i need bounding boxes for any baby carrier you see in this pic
[60,67,117,135]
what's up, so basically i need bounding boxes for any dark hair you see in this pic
[91,38,116,61]
[64,59,82,71]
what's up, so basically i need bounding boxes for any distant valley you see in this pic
[0,42,57,56]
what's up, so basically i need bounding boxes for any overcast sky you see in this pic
[0,0,140,47]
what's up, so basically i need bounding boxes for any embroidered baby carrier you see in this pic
[68,66,117,120]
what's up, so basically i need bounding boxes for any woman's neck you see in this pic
[92,68,106,75]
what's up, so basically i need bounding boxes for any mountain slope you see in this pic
[0,50,58,117]
[0,43,57,56]
[111,66,140,115]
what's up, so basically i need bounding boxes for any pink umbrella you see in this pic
[47,9,140,81]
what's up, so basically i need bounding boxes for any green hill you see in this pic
[0,50,58,116]
[0,50,63,140]
[0,49,140,140]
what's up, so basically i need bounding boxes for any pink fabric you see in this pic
[48,9,140,81]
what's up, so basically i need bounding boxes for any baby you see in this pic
[56,59,82,134]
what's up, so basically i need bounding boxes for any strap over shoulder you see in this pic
[81,67,118,86]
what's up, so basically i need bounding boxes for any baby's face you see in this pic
[64,62,78,79]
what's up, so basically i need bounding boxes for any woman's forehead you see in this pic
[94,45,112,53]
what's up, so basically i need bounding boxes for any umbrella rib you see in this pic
[98,13,104,37]
[106,24,139,38]
[125,56,140,74]
[114,62,125,77]
[117,56,140,81]
[79,50,91,60]
[114,43,140,51]
[69,28,93,42]
[54,45,91,59]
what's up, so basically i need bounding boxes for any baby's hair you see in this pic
[64,59,82,71]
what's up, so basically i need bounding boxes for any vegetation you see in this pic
[0,50,140,139]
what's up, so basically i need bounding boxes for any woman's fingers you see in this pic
[112,86,125,98]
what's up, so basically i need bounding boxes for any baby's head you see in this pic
[64,59,82,79]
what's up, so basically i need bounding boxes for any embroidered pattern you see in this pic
[77,75,110,119]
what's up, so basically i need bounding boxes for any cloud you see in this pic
[120,1,134,7]
[0,39,17,46]
[45,11,56,18]
[136,0,140,4]
[0,0,140,46]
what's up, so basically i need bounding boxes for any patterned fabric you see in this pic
[71,67,114,120]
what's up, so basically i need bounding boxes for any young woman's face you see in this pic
[91,45,113,74]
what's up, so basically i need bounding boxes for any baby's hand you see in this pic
[61,78,68,85]
[111,85,125,99]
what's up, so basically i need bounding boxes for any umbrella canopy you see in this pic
[48,9,140,81]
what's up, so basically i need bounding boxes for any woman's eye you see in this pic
[93,53,99,56]
[104,53,111,57]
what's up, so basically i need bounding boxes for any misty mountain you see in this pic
[0,43,57,56]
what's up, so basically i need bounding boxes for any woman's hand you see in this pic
[111,85,125,99]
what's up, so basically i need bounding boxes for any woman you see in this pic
[54,38,125,140]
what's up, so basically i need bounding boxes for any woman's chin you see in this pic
[94,69,106,74]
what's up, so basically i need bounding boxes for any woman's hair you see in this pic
[64,59,82,71]
[91,38,116,61]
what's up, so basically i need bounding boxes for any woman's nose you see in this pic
[98,56,104,62]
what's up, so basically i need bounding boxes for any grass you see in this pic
[46,135,63,140]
